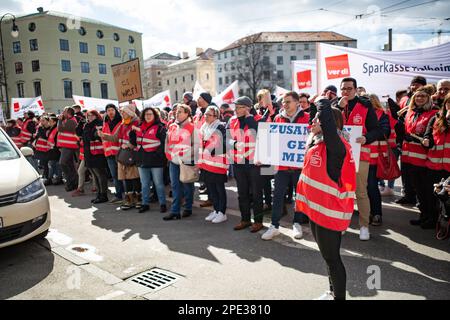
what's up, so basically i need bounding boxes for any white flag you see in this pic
[213,80,239,106]
[73,95,118,112]
[193,81,206,100]
[274,85,289,98]
[141,90,171,110]
[291,59,317,96]
[11,96,45,120]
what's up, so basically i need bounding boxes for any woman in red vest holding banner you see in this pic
[199,106,228,224]
[402,86,438,228]
[295,97,356,300]
[83,110,109,204]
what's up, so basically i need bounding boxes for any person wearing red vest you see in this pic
[83,110,109,204]
[46,115,63,185]
[100,103,141,210]
[131,107,167,213]
[396,76,427,205]
[365,94,392,227]
[402,86,438,227]
[261,91,310,241]
[33,116,51,183]
[20,111,37,146]
[57,106,80,192]
[199,106,229,224]
[101,104,124,204]
[194,92,214,208]
[340,77,383,241]
[295,97,356,300]
[5,119,22,149]
[227,96,265,233]
[163,104,195,220]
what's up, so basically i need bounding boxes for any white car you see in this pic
[0,127,50,248]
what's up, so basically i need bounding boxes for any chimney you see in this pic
[37,7,44,13]
[196,47,204,56]
[182,52,189,59]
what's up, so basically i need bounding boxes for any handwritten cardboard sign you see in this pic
[111,58,143,103]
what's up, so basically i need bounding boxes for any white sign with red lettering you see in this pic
[73,95,118,112]
[140,90,171,110]
[291,60,317,96]
[10,96,45,119]
[213,81,239,106]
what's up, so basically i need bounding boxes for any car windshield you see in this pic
[0,129,20,161]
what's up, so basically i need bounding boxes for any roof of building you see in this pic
[148,53,181,60]
[168,48,217,67]
[217,31,356,52]
[15,10,142,34]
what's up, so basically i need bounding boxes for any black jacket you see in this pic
[83,119,107,169]
[34,126,49,160]
[131,121,167,168]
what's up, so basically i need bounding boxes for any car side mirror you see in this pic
[20,147,34,157]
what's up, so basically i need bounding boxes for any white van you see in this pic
[0,127,50,248]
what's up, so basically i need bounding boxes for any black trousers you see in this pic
[410,165,439,223]
[60,148,79,189]
[310,220,346,300]
[90,167,109,195]
[400,162,417,202]
[233,164,264,223]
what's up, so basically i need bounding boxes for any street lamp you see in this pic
[0,13,19,119]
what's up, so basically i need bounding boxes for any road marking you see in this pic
[96,290,125,300]
[46,228,73,246]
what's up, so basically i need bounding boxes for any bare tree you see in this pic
[233,34,276,101]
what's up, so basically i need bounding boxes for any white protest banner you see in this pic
[10,96,45,119]
[255,122,362,171]
[317,42,450,99]
[193,81,206,100]
[213,80,239,106]
[274,85,289,98]
[139,90,171,110]
[73,95,118,112]
[292,59,317,96]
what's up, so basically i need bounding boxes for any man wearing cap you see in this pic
[227,96,264,233]
[183,92,198,116]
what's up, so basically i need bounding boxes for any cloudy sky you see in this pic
[1,0,449,58]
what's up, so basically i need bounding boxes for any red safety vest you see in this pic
[89,140,104,156]
[47,127,58,149]
[274,111,310,171]
[20,119,34,144]
[35,129,51,152]
[295,136,356,232]
[118,120,139,146]
[228,116,257,165]
[402,109,437,167]
[57,117,79,149]
[135,123,162,153]
[193,111,206,130]
[368,109,389,165]
[165,121,194,163]
[343,102,370,162]
[426,125,450,172]
[198,128,228,175]
[102,122,121,157]
[9,126,23,148]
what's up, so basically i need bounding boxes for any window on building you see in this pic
[83,81,91,97]
[175,90,178,101]
[128,35,135,44]
[263,56,270,66]
[113,33,120,42]
[167,79,170,85]
[238,48,241,55]
[344,43,349,47]
[80,42,88,54]
[219,77,223,86]
[158,81,161,87]
[277,70,284,80]
[79,26,86,36]
[231,75,235,82]
[182,76,185,83]
[30,39,38,51]
[303,55,310,60]
[61,60,71,72]
[34,81,41,97]
[32,60,40,72]
[13,41,21,54]
[28,22,36,32]
[290,56,297,61]
[81,62,90,73]
[277,56,283,65]
[225,76,229,84]
[206,73,209,80]
[100,83,108,99]
[99,63,107,74]
[128,49,136,60]
[304,43,309,50]
[263,44,272,51]
[218,53,221,60]
[231,50,235,56]
[97,30,104,39]
[157,71,161,76]
[191,74,194,81]
[263,71,270,80]
[17,82,24,98]
[224,51,227,58]
[278,44,283,51]
[58,23,67,33]
[63,80,72,98]
[174,78,177,84]
[97,44,105,56]
[60,39,69,51]
[114,47,121,58]
[15,62,23,74]
[291,44,296,51]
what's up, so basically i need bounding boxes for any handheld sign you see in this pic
[111,58,143,103]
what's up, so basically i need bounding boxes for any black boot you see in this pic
[139,205,150,213]
[163,213,181,220]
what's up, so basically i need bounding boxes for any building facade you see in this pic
[161,48,216,103]
[143,53,180,99]
[1,9,143,114]
[214,32,357,97]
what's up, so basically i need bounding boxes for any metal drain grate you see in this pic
[127,268,180,293]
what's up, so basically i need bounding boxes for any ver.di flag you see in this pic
[213,80,239,107]
[10,96,45,120]
[73,95,118,112]
[291,59,317,96]
[139,90,171,110]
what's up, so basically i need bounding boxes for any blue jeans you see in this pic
[272,170,304,228]
[368,165,383,216]
[48,160,62,179]
[138,167,166,206]
[169,162,194,215]
[206,182,227,214]
[107,156,124,199]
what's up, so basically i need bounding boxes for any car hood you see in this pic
[0,157,39,195]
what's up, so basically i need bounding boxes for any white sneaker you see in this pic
[380,187,395,196]
[292,223,303,239]
[314,291,335,300]
[212,212,227,224]
[261,225,281,240]
[205,211,217,222]
[359,226,370,241]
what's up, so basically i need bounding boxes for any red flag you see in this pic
[222,89,235,104]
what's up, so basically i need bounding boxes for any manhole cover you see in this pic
[126,268,181,293]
